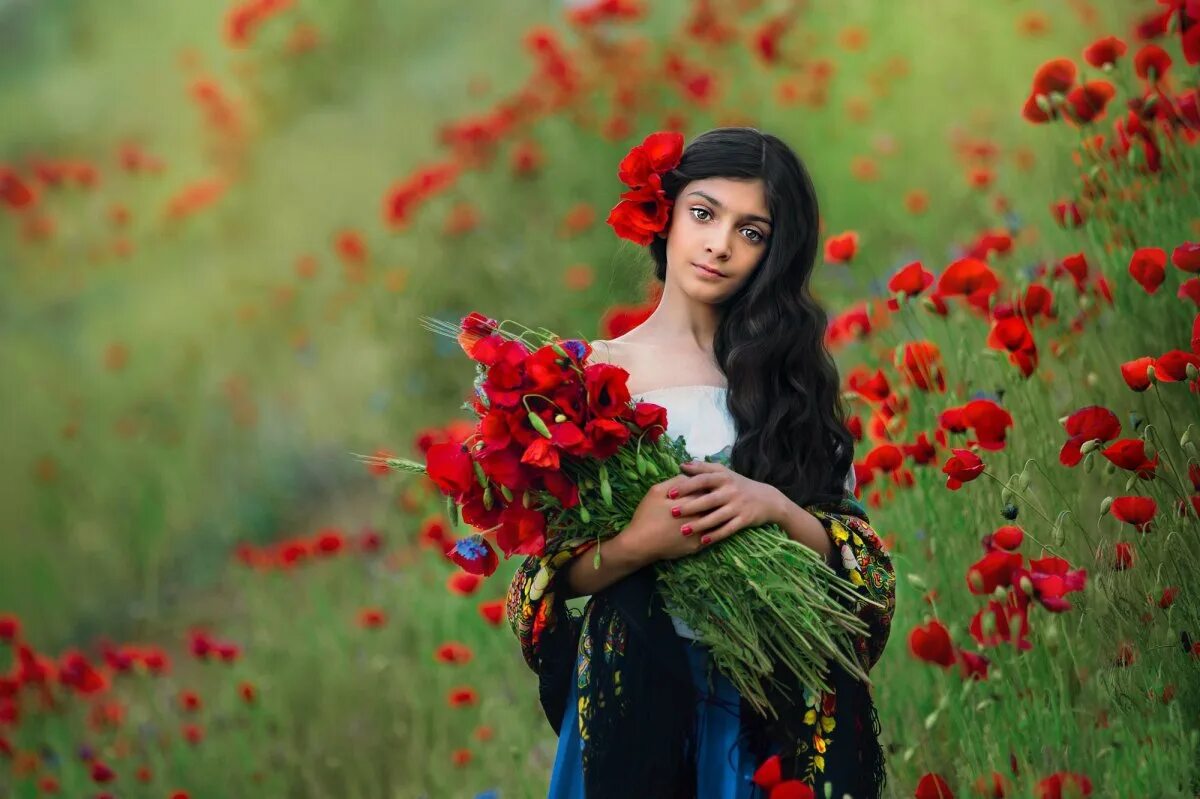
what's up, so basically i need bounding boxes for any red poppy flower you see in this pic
[942,448,984,490]
[632,401,668,441]
[448,534,499,576]
[447,572,484,596]
[1066,80,1115,125]
[477,598,506,626]
[616,131,684,188]
[823,231,859,263]
[90,761,116,784]
[583,362,632,418]
[434,642,474,665]
[864,444,904,473]
[607,175,672,246]
[1154,349,1200,382]
[1083,35,1127,68]
[991,525,1024,551]
[966,550,1023,594]
[447,686,478,707]
[1178,278,1200,306]
[1128,247,1167,293]
[1112,541,1135,570]
[937,258,999,310]
[1059,406,1120,466]
[1031,57,1076,95]
[1110,496,1157,533]
[357,608,387,628]
[969,597,1030,650]
[425,442,476,499]
[1171,241,1200,273]
[178,690,202,712]
[1034,771,1093,799]
[887,260,934,298]
[1101,439,1158,478]
[1025,556,1088,613]
[847,367,891,402]
[1051,200,1084,228]
[1120,356,1155,391]
[957,650,990,682]
[895,341,945,392]
[988,315,1039,377]
[1134,44,1171,82]
[908,620,956,668]
[915,773,955,799]
[495,505,547,557]
[0,614,19,644]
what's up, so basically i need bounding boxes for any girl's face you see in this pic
[659,176,773,301]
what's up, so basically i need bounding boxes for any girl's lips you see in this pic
[692,262,726,278]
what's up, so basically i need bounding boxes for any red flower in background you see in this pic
[942,448,984,490]
[1110,496,1157,533]
[448,534,499,576]
[908,619,956,668]
[1173,241,1200,272]
[1120,356,1156,391]
[1128,247,1167,293]
[1083,35,1127,68]
[1059,406,1120,466]
[823,231,859,263]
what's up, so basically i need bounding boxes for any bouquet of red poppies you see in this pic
[362,312,884,715]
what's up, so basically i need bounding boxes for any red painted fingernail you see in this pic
[671,506,681,518]
[700,535,712,545]
[667,488,678,499]
[680,525,693,536]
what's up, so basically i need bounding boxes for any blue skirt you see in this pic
[547,636,776,798]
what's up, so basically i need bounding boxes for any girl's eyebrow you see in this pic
[686,191,772,226]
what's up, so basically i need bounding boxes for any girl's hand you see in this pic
[669,460,785,548]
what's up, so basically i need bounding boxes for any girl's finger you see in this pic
[672,488,728,518]
[690,504,738,538]
[699,517,741,547]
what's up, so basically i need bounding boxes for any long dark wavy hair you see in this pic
[647,127,854,506]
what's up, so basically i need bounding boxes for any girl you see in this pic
[506,128,896,798]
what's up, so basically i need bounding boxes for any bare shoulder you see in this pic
[588,338,638,374]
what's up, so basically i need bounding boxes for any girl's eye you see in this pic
[691,207,766,244]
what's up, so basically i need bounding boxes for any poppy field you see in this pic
[1,0,1198,797]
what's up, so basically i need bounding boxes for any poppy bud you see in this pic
[521,491,531,508]
[446,495,459,527]
[473,461,487,488]
[499,485,513,503]
[1080,439,1101,456]
[554,414,567,423]
[981,612,997,637]
[906,573,927,590]
[528,411,552,439]
[967,570,985,592]
[593,549,602,569]
[1034,93,1053,113]
[1084,451,1096,473]
[636,451,648,476]
[1019,575,1034,596]
[1146,365,1157,382]
[1086,371,1099,387]
[600,472,613,508]
[992,586,1008,600]
[1188,363,1199,381]
[578,503,590,524]
[1017,467,1032,491]
[1100,496,1114,515]
[644,458,660,477]
[482,486,493,510]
